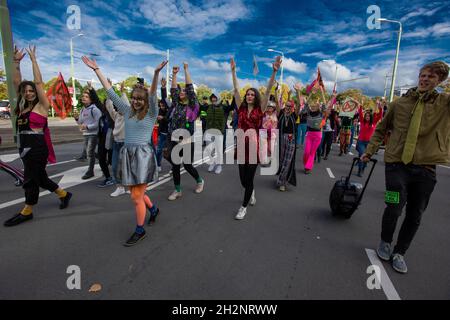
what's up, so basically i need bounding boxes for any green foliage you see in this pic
[0,83,7,100]
[196,85,213,101]
[220,90,233,103]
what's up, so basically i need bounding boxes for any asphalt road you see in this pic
[0,133,449,300]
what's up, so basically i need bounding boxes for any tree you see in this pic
[220,90,233,103]
[196,85,213,101]
[0,69,7,100]
[438,80,450,93]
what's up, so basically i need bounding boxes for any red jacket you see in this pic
[358,105,383,142]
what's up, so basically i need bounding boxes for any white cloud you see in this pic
[404,22,450,39]
[137,0,250,40]
[401,5,445,22]
[337,43,388,56]
[265,57,307,74]
[302,52,333,59]
[106,40,166,56]
[191,59,231,72]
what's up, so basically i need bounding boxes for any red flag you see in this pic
[47,73,72,119]
[306,68,326,94]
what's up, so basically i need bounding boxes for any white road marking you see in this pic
[365,249,401,300]
[326,168,335,179]
[47,159,76,167]
[438,165,450,169]
[0,165,101,211]
[0,154,20,163]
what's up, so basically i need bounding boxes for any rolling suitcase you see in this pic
[329,157,377,219]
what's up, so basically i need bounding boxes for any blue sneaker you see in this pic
[392,253,408,274]
[97,177,115,188]
[377,241,392,261]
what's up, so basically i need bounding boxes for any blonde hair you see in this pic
[129,84,149,121]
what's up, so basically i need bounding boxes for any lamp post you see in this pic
[70,33,84,107]
[376,18,402,102]
[268,48,284,95]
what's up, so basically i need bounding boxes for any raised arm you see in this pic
[230,57,241,107]
[82,56,130,114]
[170,66,180,105]
[373,100,384,124]
[150,60,168,96]
[13,45,26,96]
[261,56,282,113]
[25,46,50,110]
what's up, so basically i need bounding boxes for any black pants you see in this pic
[167,140,200,187]
[381,163,437,255]
[22,147,59,205]
[321,131,333,157]
[98,133,111,179]
[239,164,258,207]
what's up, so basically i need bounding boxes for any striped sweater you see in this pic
[106,88,157,145]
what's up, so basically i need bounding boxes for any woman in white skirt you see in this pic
[82,55,168,246]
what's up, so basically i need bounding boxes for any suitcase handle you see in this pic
[345,157,377,209]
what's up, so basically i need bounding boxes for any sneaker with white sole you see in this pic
[249,190,256,206]
[376,241,392,261]
[214,165,222,174]
[168,190,182,201]
[195,179,204,193]
[391,253,408,274]
[208,163,216,172]
[279,185,286,192]
[111,186,126,197]
[235,206,247,220]
[157,166,162,172]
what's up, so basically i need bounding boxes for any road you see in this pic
[0,128,449,300]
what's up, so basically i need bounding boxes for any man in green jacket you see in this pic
[205,94,227,174]
[362,61,449,274]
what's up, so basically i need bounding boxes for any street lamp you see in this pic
[268,48,284,94]
[376,18,402,103]
[70,33,84,107]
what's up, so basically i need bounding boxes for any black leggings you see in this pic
[239,164,258,207]
[321,131,333,157]
[167,141,200,187]
[98,133,111,179]
[22,148,59,205]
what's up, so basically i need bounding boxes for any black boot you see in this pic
[4,213,33,227]
[60,192,72,209]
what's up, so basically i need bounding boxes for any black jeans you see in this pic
[22,147,59,205]
[167,140,200,187]
[238,164,258,207]
[321,131,333,157]
[98,133,111,179]
[381,163,437,255]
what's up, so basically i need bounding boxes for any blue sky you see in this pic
[2,0,450,96]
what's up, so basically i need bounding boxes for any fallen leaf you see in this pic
[88,283,102,293]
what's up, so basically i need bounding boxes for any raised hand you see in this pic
[172,66,180,75]
[230,58,236,71]
[273,56,282,72]
[161,77,167,87]
[294,83,302,91]
[81,56,99,70]
[14,45,26,63]
[25,45,37,61]
[120,81,125,92]
[87,80,93,89]
[183,62,189,70]
[155,60,168,73]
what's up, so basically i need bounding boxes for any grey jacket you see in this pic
[77,104,102,136]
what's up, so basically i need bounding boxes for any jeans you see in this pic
[356,140,369,172]
[298,123,307,145]
[84,135,98,175]
[98,133,110,179]
[155,133,168,167]
[381,163,437,255]
[349,127,355,151]
[112,141,124,183]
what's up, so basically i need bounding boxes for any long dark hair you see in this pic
[83,88,104,111]
[240,88,261,110]
[363,111,373,125]
[15,81,39,115]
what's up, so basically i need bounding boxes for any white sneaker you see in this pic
[157,166,162,172]
[208,163,216,172]
[168,190,182,201]
[235,206,247,220]
[214,165,222,174]
[249,190,256,206]
[110,186,126,197]
[195,179,204,193]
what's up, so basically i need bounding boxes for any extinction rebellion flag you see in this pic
[47,73,72,119]
[306,67,325,94]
